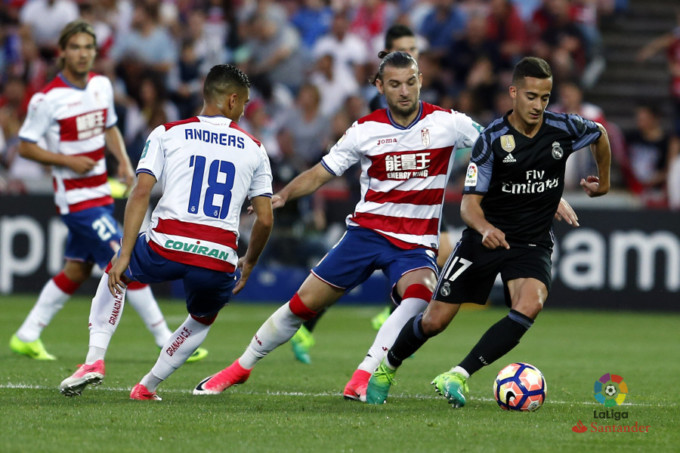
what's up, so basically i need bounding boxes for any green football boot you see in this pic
[431,370,469,408]
[290,325,315,364]
[186,347,209,363]
[366,360,397,404]
[9,334,56,360]
[158,345,208,363]
[370,306,391,331]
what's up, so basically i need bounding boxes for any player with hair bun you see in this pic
[194,51,482,401]
[367,56,611,407]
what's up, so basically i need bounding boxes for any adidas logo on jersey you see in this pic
[503,153,516,164]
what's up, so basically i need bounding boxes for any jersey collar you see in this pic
[57,72,93,90]
[504,109,547,139]
[386,101,423,130]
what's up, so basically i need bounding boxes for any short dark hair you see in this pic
[384,24,415,51]
[203,64,251,103]
[512,57,552,85]
[372,51,418,84]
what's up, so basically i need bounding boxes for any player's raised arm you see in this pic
[580,122,611,197]
[461,194,509,250]
[234,195,274,294]
[272,162,335,209]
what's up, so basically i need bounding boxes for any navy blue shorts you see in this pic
[312,226,437,303]
[61,205,122,268]
[124,234,238,317]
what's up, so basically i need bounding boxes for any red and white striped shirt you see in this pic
[322,102,480,251]
[19,73,117,214]
[137,116,273,273]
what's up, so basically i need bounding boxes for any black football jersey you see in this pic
[463,110,602,248]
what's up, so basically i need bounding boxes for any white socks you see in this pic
[86,274,126,363]
[450,366,470,378]
[16,278,71,342]
[357,296,429,373]
[140,316,211,391]
[239,302,304,369]
[126,285,173,347]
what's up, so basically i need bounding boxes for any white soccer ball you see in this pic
[493,362,546,411]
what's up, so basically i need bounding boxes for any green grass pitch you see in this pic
[1,295,678,452]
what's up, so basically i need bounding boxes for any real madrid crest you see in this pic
[500,135,515,153]
[440,281,451,297]
[421,128,430,147]
[551,141,564,160]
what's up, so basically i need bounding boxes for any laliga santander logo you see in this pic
[594,373,628,407]
[571,372,649,434]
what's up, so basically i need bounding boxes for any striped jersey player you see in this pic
[138,115,272,274]
[321,101,481,252]
[60,64,273,400]
[19,72,116,214]
[192,51,481,401]
[11,20,193,365]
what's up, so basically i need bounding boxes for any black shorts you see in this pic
[434,233,552,307]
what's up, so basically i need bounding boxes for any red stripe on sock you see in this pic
[402,284,433,302]
[126,281,147,290]
[191,313,217,325]
[289,293,317,321]
[53,272,80,294]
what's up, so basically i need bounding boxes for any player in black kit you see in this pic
[366,56,611,406]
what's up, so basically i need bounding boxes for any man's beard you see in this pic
[388,97,417,117]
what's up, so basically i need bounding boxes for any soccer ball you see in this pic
[493,362,546,411]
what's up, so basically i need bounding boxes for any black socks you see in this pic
[386,313,429,368]
[458,309,534,376]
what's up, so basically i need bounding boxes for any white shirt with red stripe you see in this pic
[137,115,273,273]
[19,72,117,214]
[322,102,480,251]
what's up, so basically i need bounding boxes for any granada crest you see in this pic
[421,128,430,147]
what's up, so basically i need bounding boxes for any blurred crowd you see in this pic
[1,0,679,213]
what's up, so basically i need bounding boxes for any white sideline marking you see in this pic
[0,383,673,407]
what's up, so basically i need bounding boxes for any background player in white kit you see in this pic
[192,51,482,400]
[59,64,273,400]
[9,20,207,363]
